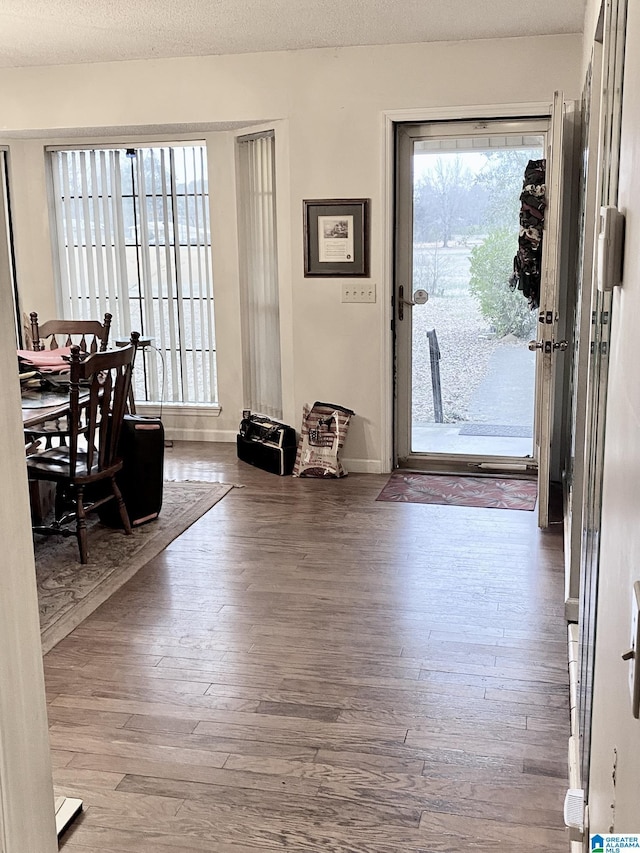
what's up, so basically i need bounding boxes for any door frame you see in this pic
[0,149,58,851]
[577,0,628,799]
[564,43,604,623]
[393,115,551,474]
[381,101,553,474]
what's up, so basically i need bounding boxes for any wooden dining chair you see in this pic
[29,311,112,353]
[25,312,113,449]
[26,342,136,564]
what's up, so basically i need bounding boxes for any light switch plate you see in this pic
[342,283,376,303]
[597,206,625,292]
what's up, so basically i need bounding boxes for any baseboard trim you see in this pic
[55,796,83,837]
[568,622,579,741]
[164,428,237,443]
[343,458,384,474]
[567,624,585,844]
[158,437,384,473]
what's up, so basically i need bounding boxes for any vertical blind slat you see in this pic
[138,151,161,402]
[200,146,216,402]
[89,151,107,320]
[158,149,180,401]
[169,148,188,402]
[71,152,89,316]
[191,147,206,401]
[181,148,198,401]
[99,151,117,328]
[113,151,131,338]
[79,151,98,320]
[191,147,206,400]
[51,155,71,317]
[60,154,79,319]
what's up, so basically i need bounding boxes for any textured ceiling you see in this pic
[1,0,587,68]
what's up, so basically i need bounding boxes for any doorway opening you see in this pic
[395,119,549,472]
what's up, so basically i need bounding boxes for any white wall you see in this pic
[0,36,581,471]
[585,0,640,832]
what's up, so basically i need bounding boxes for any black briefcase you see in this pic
[98,415,165,527]
[236,413,297,476]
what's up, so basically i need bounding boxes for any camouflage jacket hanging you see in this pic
[509,159,546,310]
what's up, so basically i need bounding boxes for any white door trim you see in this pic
[0,153,57,852]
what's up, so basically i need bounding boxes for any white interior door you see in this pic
[533,91,568,528]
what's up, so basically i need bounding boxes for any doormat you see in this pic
[458,423,532,438]
[375,472,538,511]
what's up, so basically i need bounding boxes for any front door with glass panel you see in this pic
[394,118,550,478]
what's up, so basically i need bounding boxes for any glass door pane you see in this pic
[409,137,544,458]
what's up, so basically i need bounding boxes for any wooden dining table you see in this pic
[21,388,77,430]
[19,345,75,427]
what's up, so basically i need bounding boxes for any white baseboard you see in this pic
[55,796,82,836]
[343,458,385,474]
[135,403,222,418]
[155,430,384,473]
[566,623,585,845]
[134,402,232,443]
[568,622,579,737]
[164,427,237,443]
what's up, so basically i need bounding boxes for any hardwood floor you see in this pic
[47,442,569,852]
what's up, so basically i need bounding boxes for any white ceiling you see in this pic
[1,0,587,69]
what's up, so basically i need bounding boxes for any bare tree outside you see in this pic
[414,154,486,247]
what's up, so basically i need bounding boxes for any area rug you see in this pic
[35,481,233,653]
[376,472,538,511]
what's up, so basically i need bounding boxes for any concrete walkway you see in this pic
[412,339,536,456]
[468,341,535,428]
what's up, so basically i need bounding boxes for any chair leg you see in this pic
[111,477,133,535]
[76,486,88,564]
[54,482,66,522]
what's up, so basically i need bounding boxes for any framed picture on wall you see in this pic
[303,198,370,277]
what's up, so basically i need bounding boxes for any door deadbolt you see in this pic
[528,339,568,353]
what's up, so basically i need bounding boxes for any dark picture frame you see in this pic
[303,198,370,277]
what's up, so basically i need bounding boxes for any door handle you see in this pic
[398,286,428,320]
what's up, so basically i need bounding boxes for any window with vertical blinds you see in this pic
[50,145,217,405]
[236,132,282,419]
